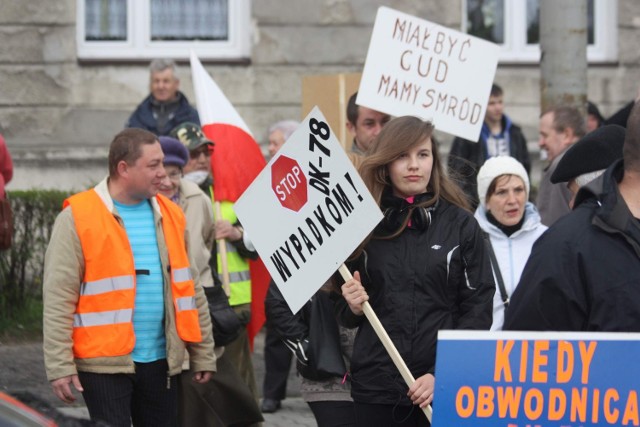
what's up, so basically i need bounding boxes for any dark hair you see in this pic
[491,84,503,97]
[108,128,159,178]
[347,92,359,125]
[543,105,587,139]
[624,101,640,171]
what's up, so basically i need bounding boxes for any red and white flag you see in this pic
[190,51,271,350]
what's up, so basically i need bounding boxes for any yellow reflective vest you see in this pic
[217,201,251,306]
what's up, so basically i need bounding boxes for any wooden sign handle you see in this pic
[214,201,231,297]
[338,264,433,422]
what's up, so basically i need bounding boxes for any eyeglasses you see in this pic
[190,147,212,159]
[167,170,182,181]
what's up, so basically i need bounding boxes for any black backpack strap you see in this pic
[483,232,509,308]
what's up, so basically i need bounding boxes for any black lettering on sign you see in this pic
[308,117,332,196]
[268,177,361,283]
[305,217,323,246]
[308,134,330,156]
[309,162,330,196]
[270,250,291,282]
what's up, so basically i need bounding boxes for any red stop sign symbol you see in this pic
[271,156,308,212]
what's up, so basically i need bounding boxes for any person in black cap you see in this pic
[586,101,605,132]
[550,124,626,208]
[503,102,640,332]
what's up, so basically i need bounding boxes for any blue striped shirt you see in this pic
[114,199,166,362]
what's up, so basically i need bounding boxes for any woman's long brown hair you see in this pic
[352,116,469,251]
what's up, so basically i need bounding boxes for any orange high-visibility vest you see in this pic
[64,189,202,359]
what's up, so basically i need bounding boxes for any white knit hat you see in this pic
[476,156,530,208]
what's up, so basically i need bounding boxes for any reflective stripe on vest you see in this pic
[65,190,202,359]
[217,201,251,306]
[80,275,134,296]
[74,309,133,327]
[157,195,202,343]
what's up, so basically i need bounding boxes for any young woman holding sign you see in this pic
[337,116,495,426]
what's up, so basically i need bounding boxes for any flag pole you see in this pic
[210,188,231,297]
[338,264,433,422]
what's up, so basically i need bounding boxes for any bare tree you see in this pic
[540,0,588,115]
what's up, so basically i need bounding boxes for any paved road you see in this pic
[0,329,317,426]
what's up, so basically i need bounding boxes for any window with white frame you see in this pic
[77,0,251,61]
[463,0,617,63]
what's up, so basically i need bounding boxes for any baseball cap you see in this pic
[169,122,214,151]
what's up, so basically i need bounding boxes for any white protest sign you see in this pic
[234,107,383,313]
[357,6,500,141]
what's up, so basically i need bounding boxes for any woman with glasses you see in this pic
[158,136,263,427]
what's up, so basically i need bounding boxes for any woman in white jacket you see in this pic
[474,156,547,330]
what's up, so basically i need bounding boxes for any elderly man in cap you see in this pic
[504,103,640,332]
[550,124,626,208]
[169,122,215,190]
[170,122,261,402]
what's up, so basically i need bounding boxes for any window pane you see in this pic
[467,0,504,44]
[85,0,127,41]
[526,0,595,45]
[150,0,229,41]
[526,0,539,44]
[587,0,594,44]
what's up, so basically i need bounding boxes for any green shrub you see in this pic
[0,190,71,327]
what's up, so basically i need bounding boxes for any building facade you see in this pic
[1,0,637,190]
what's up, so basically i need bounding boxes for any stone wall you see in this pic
[1,0,638,190]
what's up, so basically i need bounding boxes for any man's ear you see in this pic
[346,120,356,136]
[117,160,129,178]
[562,127,576,145]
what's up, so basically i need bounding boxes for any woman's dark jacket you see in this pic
[265,280,346,380]
[335,196,495,405]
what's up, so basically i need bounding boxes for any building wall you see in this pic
[1,0,638,190]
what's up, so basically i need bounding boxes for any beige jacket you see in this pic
[178,179,225,359]
[179,180,216,289]
[43,178,216,381]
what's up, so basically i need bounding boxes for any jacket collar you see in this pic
[93,176,162,217]
[475,202,543,239]
[575,160,640,257]
[149,91,186,108]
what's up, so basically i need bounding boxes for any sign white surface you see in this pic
[234,107,383,313]
[357,6,500,141]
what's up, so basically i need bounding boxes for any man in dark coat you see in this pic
[126,59,200,136]
[448,84,530,209]
[504,101,640,332]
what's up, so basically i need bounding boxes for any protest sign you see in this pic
[433,330,640,427]
[234,107,382,313]
[357,6,500,141]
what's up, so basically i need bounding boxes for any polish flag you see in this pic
[190,51,270,350]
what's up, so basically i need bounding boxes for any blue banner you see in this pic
[433,331,640,427]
